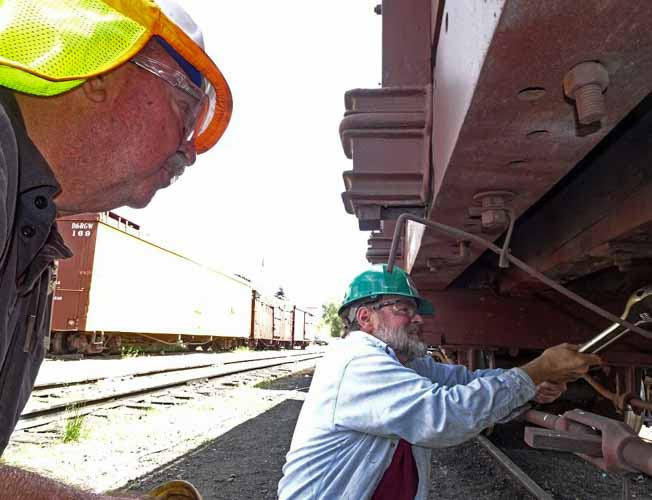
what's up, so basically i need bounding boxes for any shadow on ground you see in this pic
[124,398,303,500]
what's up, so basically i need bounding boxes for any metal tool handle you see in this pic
[579,287,652,353]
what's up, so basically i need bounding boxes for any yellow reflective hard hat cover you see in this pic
[0,0,232,152]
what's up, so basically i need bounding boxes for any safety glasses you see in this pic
[371,299,419,318]
[131,54,209,145]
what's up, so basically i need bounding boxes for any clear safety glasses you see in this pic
[372,299,419,318]
[131,54,210,145]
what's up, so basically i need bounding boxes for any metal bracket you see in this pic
[524,408,652,475]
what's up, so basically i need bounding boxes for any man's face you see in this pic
[51,41,199,215]
[370,296,427,361]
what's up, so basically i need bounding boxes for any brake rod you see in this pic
[386,213,652,345]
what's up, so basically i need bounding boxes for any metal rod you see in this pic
[523,409,598,435]
[582,374,652,413]
[579,322,627,354]
[387,214,652,343]
[476,434,553,500]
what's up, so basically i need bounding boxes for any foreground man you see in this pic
[0,0,231,497]
[278,265,601,500]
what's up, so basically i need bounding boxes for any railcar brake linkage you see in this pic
[386,213,652,348]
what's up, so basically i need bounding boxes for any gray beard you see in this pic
[163,151,188,184]
[375,323,427,361]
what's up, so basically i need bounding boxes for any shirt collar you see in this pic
[347,330,399,360]
[0,87,61,195]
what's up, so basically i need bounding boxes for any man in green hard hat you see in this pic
[278,264,601,500]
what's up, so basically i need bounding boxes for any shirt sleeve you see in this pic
[408,355,509,386]
[0,103,16,260]
[333,351,536,448]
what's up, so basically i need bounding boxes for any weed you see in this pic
[120,345,142,358]
[233,345,250,353]
[62,404,87,443]
[254,379,273,389]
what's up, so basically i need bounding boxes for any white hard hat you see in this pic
[156,0,205,49]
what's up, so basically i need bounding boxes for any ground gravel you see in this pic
[3,358,317,495]
[5,358,652,499]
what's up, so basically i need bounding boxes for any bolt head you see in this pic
[481,210,508,232]
[563,61,609,98]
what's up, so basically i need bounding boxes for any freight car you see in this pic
[250,294,316,349]
[51,212,315,354]
[339,1,652,431]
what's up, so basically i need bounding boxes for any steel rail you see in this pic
[36,351,324,389]
[476,434,553,500]
[386,213,652,344]
[18,353,324,431]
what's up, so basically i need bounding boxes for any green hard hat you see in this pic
[338,264,435,316]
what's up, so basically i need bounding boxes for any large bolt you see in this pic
[470,191,515,233]
[563,61,609,125]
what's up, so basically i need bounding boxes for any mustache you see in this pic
[163,151,189,183]
[406,324,422,336]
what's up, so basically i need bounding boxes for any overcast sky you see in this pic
[118,1,382,308]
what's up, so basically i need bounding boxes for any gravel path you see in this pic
[3,359,317,494]
[127,370,312,499]
[127,372,652,500]
[5,359,652,499]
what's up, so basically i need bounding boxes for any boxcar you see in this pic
[250,295,316,349]
[52,212,254,354]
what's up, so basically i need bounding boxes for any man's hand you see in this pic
[520,343,601,385]
[533,381,567,404]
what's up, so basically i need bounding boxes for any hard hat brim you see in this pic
[0,0,232,153]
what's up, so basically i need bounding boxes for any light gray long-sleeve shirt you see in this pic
[278,331,537,500]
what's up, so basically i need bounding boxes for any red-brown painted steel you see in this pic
[338,1,652,369]
[524,409,652,475]
[53,213,102,332]
[380,0,432,87]
[366,220,403,266]
[419,289,652,366]
[416,1,652,288]
[340,87,431,230]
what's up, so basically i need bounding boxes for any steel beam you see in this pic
[419,289,652,365]
[497,96,652,292]
[409,1,652,292]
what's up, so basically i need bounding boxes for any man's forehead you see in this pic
[379,295,417,304]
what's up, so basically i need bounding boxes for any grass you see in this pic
[62,404,87,443]
[233,345,250,353]
[120,345,143,358]
[254,378,276,389]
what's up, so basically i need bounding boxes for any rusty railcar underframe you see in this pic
[339,0,652,458]
[340,0,652,364]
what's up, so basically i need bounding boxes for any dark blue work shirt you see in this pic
[0,89,71,454]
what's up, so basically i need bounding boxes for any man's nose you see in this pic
[411,313,423,324]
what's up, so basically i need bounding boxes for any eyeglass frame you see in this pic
[370,299,419,318]
[130,54,208,144]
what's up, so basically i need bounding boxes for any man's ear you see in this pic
[81,75,108,103]
[356,306,374,332]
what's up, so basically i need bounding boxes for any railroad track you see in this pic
[476,434,553,500]
[471,422,652,500]
[35,350,323,389]
[18,351,324,432]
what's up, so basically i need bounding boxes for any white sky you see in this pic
[118,1,382,308]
